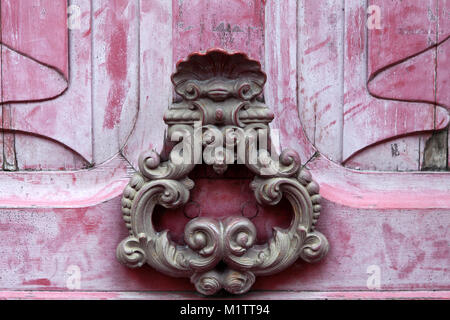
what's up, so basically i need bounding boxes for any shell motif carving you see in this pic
[116,49,329,295]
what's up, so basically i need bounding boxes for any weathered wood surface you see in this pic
[299,0,449,171]
[1,0,93,166]
[0,0,448,298]
[0,197,448,292]
[1,290,449,300]
[0,156,130,208]
[122,0,172,169]
[92,0,139,165]
[1,0,69,103]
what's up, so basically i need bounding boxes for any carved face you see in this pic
[165,49,274,127]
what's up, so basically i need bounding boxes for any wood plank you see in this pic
[1,45,67,103]
[122,0,172,169]
[0,132,3,169]
[6,0,93,164]
[342,0,448,165]
[264,0,449,203]
[0,155,130,208]
[265,0,314,158]
[0,290,448,300]
[1,0,68,103]
[345,134,431,172]
[309,155,450,209]
[295,0,448,171]
[367,0,438,80]
[438,0,450,42]
[297,0,344,163]
[367,48,437,106]
[438,1,450,169]
[172,0,265,64]
[92,0,139,165]
[1,105,17,171]
[0,197,448,291]
[437,40,449,109]
[14,133,88,171]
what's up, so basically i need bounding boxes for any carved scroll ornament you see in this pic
[116,49,329,295]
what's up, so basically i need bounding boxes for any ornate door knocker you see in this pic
[116,49,329,296]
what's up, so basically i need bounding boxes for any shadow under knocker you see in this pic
[116,49,329,296]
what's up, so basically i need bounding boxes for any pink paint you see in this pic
[4,0,93,164]
[173,0,265,64]
[0,198,447,292]
[0,290,448,300]
[341,0,449,164]
[304,36,331,55]
[368,0,438,79]
[22,279,51,286]
[104,84,126,130]
[103,4,129,130]
[0,155,128,208]
[299,0,449,170]
[1,0,69,78]
[437,39,450,108]
[368,44,445,107]
[346,7,365,62]
[0,0,448,298]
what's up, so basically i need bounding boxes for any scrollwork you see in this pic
[116,49,329,295]
[191,271,223,296]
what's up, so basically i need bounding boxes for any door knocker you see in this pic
[116,49,329,295]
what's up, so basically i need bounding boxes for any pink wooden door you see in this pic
[0,0,448,299]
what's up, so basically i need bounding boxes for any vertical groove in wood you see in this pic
[266,0,315,161]
[297,0,345,163]
[0,2,16,171]
[0,0,3,170]
[91,0,140,166]
[90,0,95,166]
[121,0,173,169]
[436,0,450,170]
[340,0,346,164]
[2,105,17,171]
[434,0,439,132]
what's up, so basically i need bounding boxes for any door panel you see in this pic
[299,0,450,171]
[0,201,448,292]
[1,0,93,168]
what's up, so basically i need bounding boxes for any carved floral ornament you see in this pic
[116,49,329,296]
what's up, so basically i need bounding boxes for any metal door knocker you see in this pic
[116,49,329,295]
